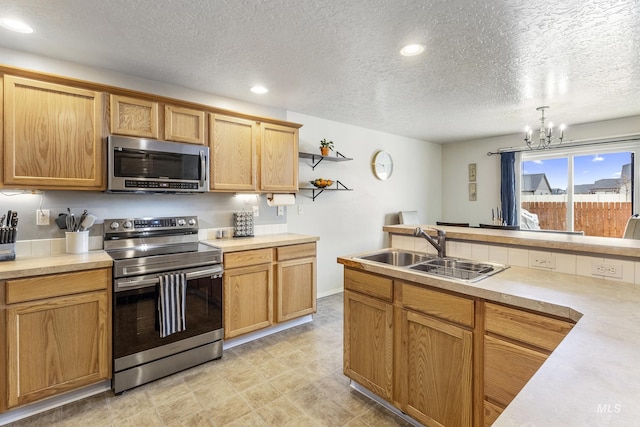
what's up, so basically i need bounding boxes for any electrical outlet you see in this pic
[36,209,50,225]
[591,261,623,278]
[252,205,259,217]
[529,252,556,269]
[298,205,304,215]
[277,206,285,216]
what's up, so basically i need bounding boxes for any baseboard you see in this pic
[350,380,422,427]
[317,287,343,298]
[223,315,314,350]
[0,381,110,426]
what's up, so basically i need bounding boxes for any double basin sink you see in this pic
[354,249,508,283]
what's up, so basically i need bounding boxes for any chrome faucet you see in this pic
[414,227,446,258]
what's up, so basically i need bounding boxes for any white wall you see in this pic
[441,116,640,226]
[286,112,441,297]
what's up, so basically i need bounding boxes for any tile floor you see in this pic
[8,293,411,426]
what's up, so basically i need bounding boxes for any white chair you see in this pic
[399,211,419,224]
[623,214,640,239]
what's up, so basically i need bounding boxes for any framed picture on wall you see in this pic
[469,183,477,201]
[468,163,477,182]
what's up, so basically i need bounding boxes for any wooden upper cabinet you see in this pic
[3,76,105,189]
[110,94,158,138]
[260,123,299,192]
[209,113,258,191]
[164,105,206,145]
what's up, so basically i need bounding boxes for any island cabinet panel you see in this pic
[485,302,574,352]
[209,114,258,191]
[483,335,547,408]
[344,268,393,302]
[398,309,473,427]
[483,399,503,427]
[275,243,317,322]
[398,281,474,327]
[483,302,575,418]
[3,76,105,189]
[344,289,393,401]
[164,105,206,145]
[259,122,298,192]
[1,268,111,410]
[109,95,158,138]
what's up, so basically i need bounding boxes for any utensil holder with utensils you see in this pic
[65,231,89,253]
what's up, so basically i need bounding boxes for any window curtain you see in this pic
[500,152,517,226]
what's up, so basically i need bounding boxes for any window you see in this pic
[520,147,634,237]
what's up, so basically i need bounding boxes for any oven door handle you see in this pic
[115,266,223,289]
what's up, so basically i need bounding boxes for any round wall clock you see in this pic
[372,150,393,180]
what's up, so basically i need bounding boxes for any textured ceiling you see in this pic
[1,0,639,143]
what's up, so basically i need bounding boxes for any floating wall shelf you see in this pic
[299,151,353,170]
[300,180,353,201]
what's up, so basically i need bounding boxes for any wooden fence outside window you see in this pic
[522,201,632,238]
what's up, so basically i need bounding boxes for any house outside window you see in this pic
[519,144,635,238]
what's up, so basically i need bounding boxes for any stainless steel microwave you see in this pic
[107,135,209,193]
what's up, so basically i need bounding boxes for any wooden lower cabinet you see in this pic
[223,262,273,339]
[344,290,393,401]
[483,302,574,420]
[341,268,576,427]
[398,309,473,427]
[1,268,111,410]
[275,243,317,322]
[223,243,317,339]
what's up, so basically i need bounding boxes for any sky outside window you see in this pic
[522,152,631,190]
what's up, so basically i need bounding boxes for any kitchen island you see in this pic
[339,226,640,426]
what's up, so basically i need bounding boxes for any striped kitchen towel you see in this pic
[158,272,187,338]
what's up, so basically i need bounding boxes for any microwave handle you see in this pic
[199,150,207,187]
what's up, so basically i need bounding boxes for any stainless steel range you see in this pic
[104,216,223,394]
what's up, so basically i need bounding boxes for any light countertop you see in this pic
[383,224,640,258]
[0,251,113,280]
[0,234,319,280]
[202,233,319,253]
[338,251,640,426]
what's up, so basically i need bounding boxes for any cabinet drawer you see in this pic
[399,282,474,327]
[5,268,110,304]
[224,248,273,269]
[484,335,547,408]
[344,268,393,302]
[485,302,574,352]
[276,242,316,261]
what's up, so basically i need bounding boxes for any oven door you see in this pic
[113,265,223,372]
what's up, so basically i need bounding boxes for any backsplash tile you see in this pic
[488,246,509,265]
[554,253,577,275]
[507,248,529,268]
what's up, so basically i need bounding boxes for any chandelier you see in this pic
[524,106,566,149]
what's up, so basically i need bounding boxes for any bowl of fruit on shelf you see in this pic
[310,178,333,188]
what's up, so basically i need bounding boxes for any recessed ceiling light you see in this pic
[0,18,34,33]
[400,43,426,56]
[250,85,268,94]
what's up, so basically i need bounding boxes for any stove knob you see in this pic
[123,221,133,229]
[109,221,120,230]
[177,218,186,226]
[188,218,196,226]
